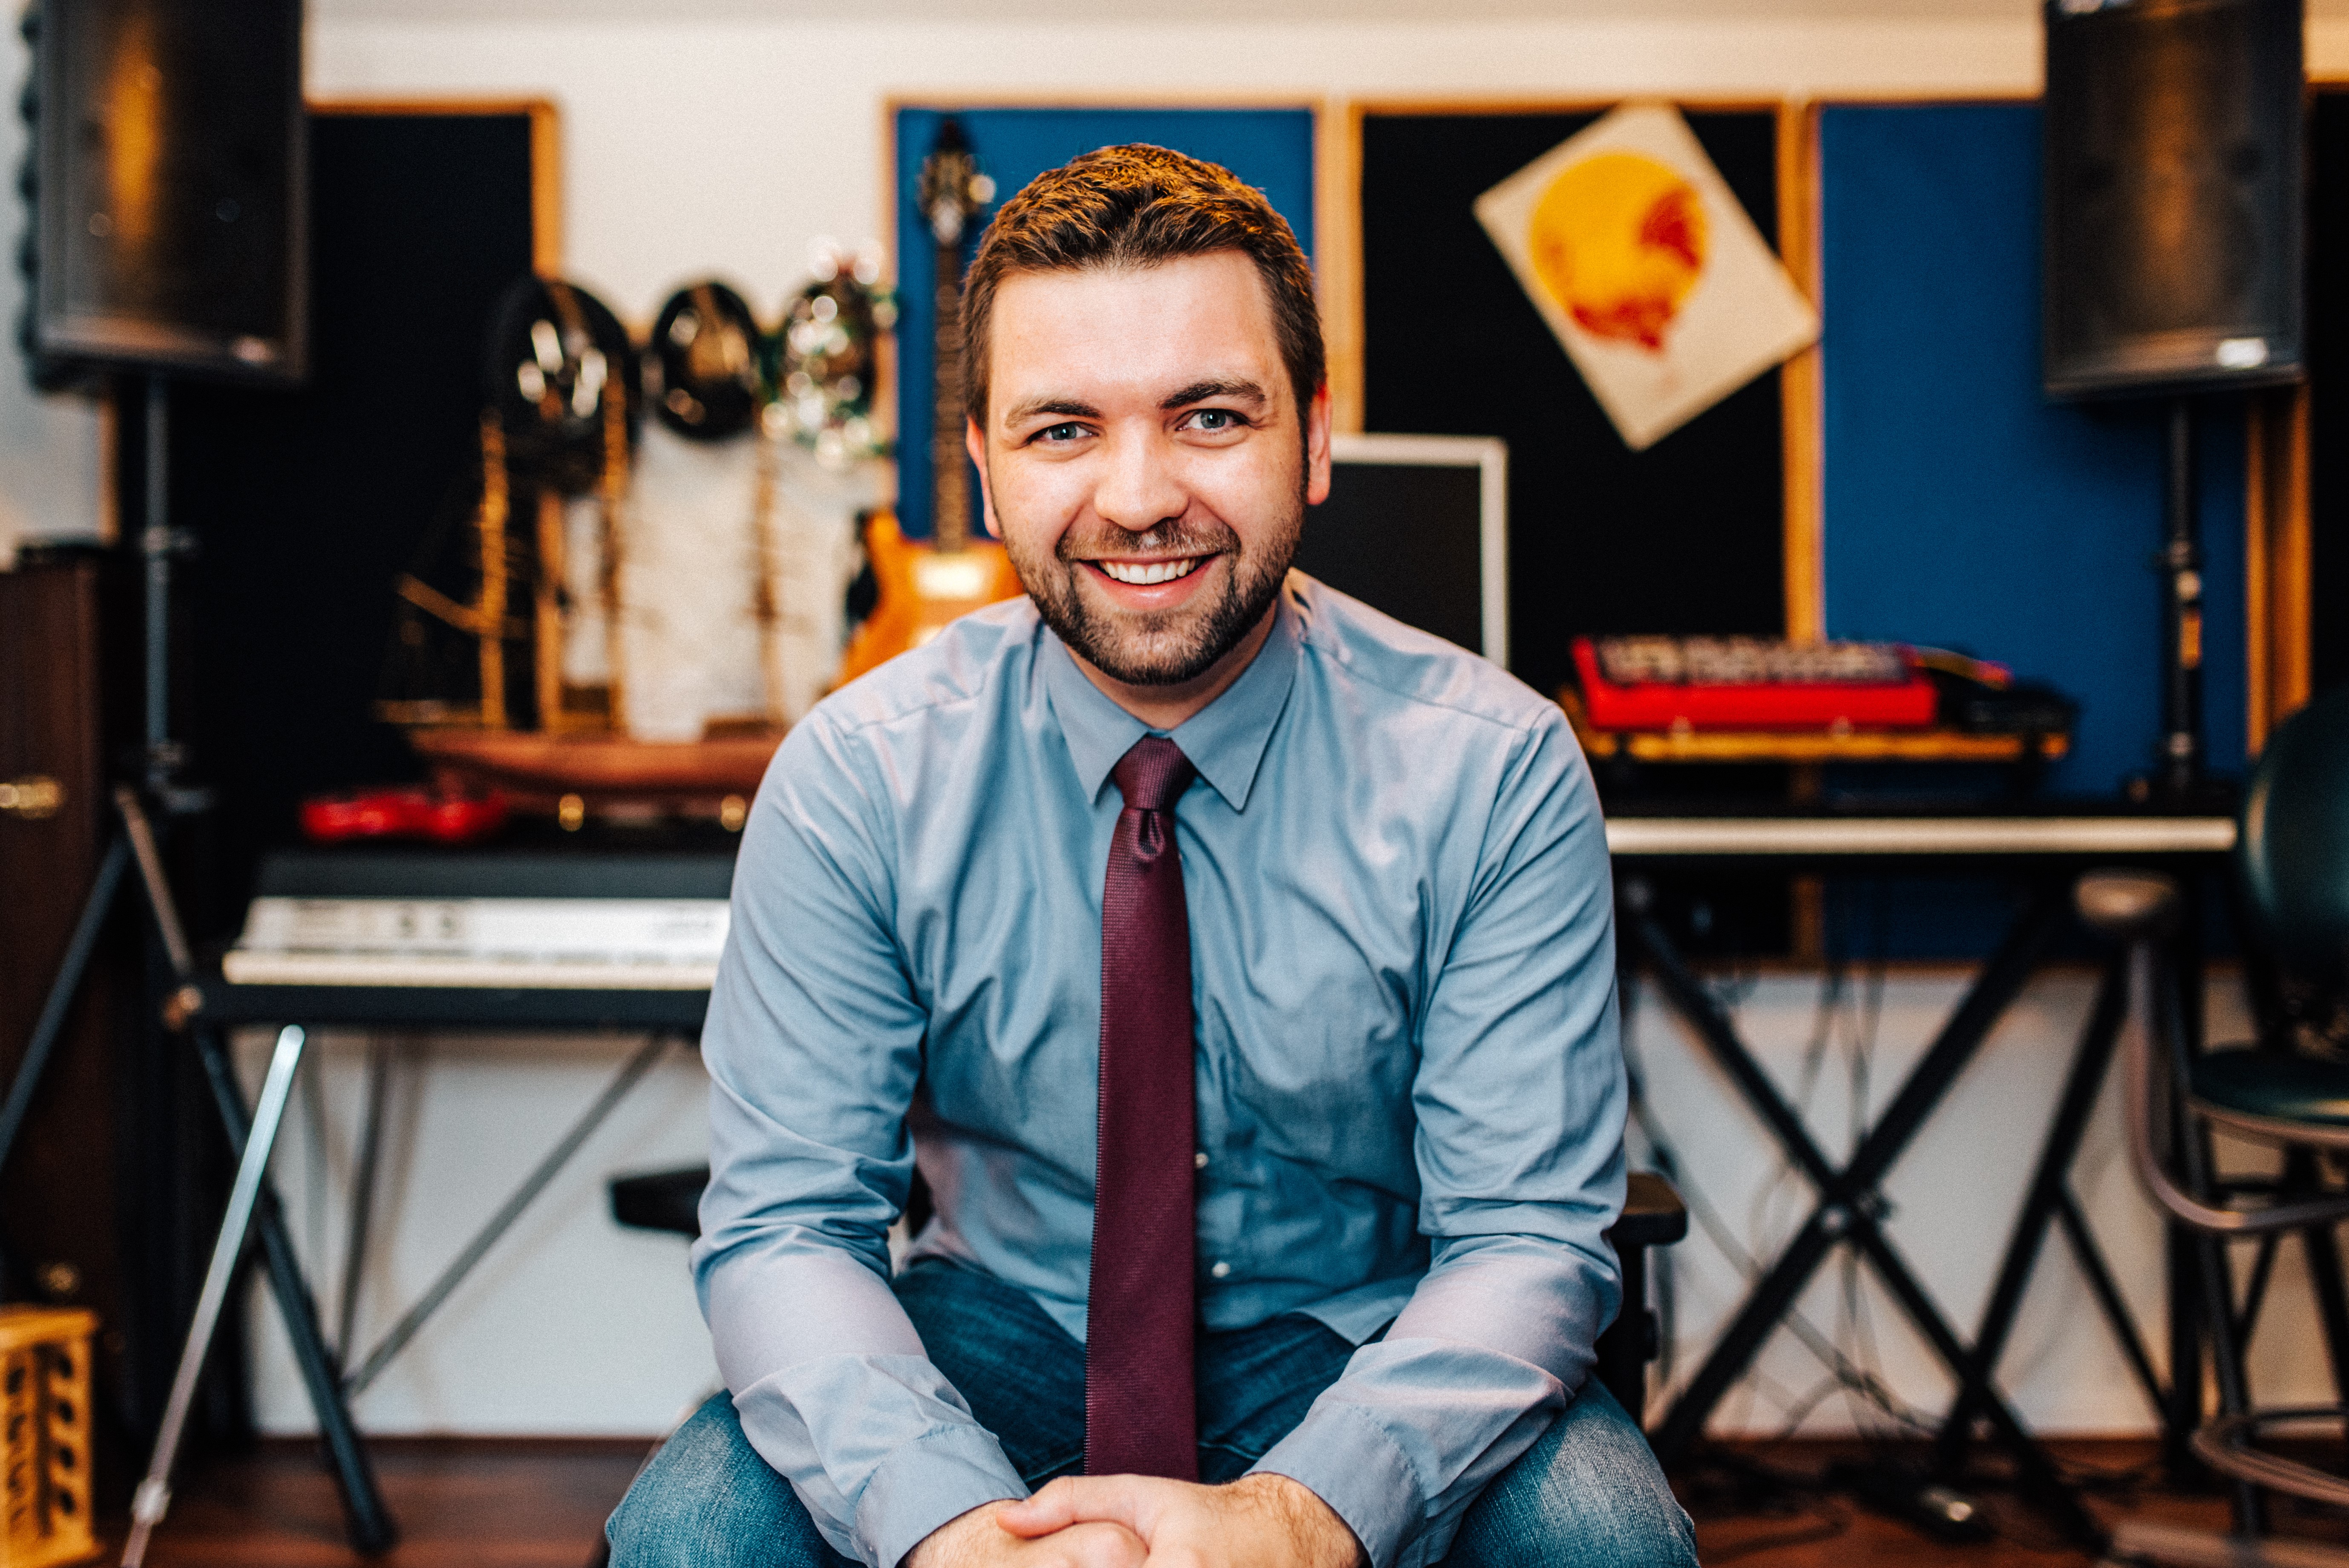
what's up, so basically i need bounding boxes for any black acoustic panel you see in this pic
[2310,90,2349,699]
[2042,0,2303,397]
[166,113,536,920]
[32,0,305,381]
[1295,459,1487,656]
[1360,109,1784,703]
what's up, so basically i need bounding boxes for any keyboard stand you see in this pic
[1624,884,2097,1539]
[1613,814,2234,1547]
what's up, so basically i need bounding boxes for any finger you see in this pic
[997,1476,1141,1537]
[1045,1521,1148,1568]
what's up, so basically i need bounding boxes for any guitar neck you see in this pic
[931,238,971,553]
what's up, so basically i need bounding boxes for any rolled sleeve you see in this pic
[732,1352,1030,1567]
[1252,1398,1422,1568]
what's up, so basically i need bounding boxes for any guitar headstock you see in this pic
[918,118,996,248]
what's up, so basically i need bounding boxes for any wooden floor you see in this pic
[90,1436,2339,1567]
[119,1439,650,1568]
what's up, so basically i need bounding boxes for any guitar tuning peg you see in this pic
[970,175,996,203]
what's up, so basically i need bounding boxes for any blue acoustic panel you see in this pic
[892,106,1317,540]
[1819,102,2247,798]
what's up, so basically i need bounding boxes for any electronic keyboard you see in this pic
[219,848,733,991]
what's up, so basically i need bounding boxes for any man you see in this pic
[609,145,1695,1568]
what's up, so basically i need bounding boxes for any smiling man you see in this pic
[606,146,1695,1568]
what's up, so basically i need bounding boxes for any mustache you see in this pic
[1055,518,1238,564]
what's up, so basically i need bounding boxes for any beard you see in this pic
[1002,494,1303,688]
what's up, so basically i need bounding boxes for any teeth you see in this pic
[1099,558,1202,586]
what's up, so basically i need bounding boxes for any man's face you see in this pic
[968,251,1332,690]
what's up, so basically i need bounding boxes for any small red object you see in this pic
[1572,636,1940,731]
[301,787,508,845]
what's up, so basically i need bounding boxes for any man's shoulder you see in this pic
[800,596,1043,742]
[1287,572,1561,739]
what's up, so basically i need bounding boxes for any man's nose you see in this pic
[1092,430,1187,536]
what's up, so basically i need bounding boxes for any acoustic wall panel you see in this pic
[172,109,543,909]
[1818,102,2247,798]
[1359,108,1787,702]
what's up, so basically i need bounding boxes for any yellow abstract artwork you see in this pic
[1476,103,1817,450]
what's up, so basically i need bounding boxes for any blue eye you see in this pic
[1191,409,1238,431]
[1039,423,1085,443]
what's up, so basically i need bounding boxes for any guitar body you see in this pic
[836,509,1025,686]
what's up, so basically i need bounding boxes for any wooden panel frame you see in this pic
[1336,95,1816,639]
[2242,73,2340,749]
[2247,383,2312,748]
[307,97,564,276]
[1778,100,1824,645]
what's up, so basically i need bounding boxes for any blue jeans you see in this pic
[608,1258,1695,1568]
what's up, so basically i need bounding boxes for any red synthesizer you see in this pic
[1572,635,1945,731]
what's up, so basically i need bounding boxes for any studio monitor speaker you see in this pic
[2043,0,2304,398]
[28,0,306,384]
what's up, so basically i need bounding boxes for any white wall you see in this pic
[305,9,2048,328]
[240,1027,717,1438]
[59,0,2332,1437]
[0,11,105,563]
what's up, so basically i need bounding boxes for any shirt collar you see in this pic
[1041,589,1302,813]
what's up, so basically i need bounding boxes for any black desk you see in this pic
[196,974,711,1033]
[1608,812,2234,1539]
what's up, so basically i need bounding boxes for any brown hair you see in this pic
[960,144,1325,429]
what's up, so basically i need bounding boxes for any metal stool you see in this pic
[2092,687,2349,1568]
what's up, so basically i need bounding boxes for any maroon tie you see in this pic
[1085,735,1200,1480]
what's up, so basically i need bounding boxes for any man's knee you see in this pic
[607,1392,847,1568]
[1444,1382,1697,1568]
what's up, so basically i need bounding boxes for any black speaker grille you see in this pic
[2044,0,2303,397]
[30,0,305,383]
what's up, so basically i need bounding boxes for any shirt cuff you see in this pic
[1248,1402,1423,1568]
[856,1424,1031,1568]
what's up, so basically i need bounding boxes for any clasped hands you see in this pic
[904,1473,1366,1568]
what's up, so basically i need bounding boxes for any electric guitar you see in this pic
[837,118,1023,686]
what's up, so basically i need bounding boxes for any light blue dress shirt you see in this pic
[694,573,1626,1568]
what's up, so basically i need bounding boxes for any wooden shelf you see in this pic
[1560,690,2070,765]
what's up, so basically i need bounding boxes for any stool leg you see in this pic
[2286,1146,2349,1408]
[2149,943,2266,1533]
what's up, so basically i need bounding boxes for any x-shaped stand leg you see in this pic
[1626,880,2101,1545]
[1935,957,2170,1476]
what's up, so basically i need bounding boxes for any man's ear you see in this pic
[966,417,1002,540]
[1302,382,1335,508]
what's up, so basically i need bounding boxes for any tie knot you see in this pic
[1111,736,1195,814]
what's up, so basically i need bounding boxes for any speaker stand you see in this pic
[2155,398,2214,807]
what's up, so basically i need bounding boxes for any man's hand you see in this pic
[996,1473,1367,1568]
[904,1499,1147,1568]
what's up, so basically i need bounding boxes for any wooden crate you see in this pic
[0,1308,97,1568]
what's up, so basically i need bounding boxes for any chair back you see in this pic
[2240,686,2349,1003]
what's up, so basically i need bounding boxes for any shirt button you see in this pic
[1210,1260,1232,1279]
[1194,1151,1209,1170]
